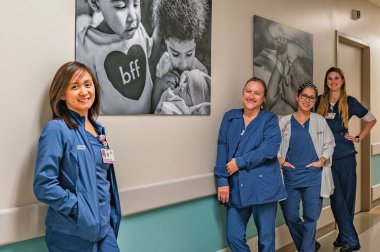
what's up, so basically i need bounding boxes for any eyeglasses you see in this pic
[299,93,317,102]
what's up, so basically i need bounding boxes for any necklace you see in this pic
[329,103,335,112]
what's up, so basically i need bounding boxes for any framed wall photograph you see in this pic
[253,15,313,115]
[75,0,212,115]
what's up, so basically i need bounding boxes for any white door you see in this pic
[337,41,362,213]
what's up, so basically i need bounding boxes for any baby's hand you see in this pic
[275,36,288,65]
[276,36,288,54]
[152,70,180,111]
[158,70,180,91]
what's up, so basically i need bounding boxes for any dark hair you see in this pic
[49,61,100,128]
[243,77,268,110]
[152,0,208,41]
[297,82,318,97]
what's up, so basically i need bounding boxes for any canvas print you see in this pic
[253,15,313,115]
[75,0,212,115]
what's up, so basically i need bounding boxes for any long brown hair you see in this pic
[49,61,100,128]
[316,67,349,128]
[243,77,268,110]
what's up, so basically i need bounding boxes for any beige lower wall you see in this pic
[372,143,380,155]
[372,184,380,201]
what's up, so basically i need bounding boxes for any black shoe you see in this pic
[333,240,345,247]
[340,244,360,252]
[315,241,321,251]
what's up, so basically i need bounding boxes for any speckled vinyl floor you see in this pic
[317,206,380,252]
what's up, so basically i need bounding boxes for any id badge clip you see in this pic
[99,135,108,147]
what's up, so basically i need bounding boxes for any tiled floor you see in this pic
[317,206,380,252]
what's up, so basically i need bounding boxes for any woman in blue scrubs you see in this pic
[278,82,335,252]
[34,62,121,252]
[316,67,377,252]
[215,77,287,252]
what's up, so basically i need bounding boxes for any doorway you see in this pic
[336,30,371,212]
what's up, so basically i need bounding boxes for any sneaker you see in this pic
[315,241,321,251]
[333,240,345,247]
[340,244,360,252]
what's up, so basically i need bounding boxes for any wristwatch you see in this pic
[355,135,361,143]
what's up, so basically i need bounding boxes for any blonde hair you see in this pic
[316,67,349,128]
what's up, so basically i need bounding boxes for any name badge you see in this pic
[325,113,336,120]
[101,149,115,164]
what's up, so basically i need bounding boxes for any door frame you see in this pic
[335,30,371,211]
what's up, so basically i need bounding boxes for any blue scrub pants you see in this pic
[226,201,278,252]
[280,184,322,252]
[330,155,360,248]
[45,227,119,252]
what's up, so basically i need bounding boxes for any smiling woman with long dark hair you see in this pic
[34,61,121,252]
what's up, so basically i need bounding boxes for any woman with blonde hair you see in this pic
[316,67,376,252]
[215,77,287,252]
[34,62,121,251]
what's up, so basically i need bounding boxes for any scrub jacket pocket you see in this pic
[76,192,100,242]
[46,228,93,251]
[255,171,285,202]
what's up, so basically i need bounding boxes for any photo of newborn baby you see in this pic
[154,69,210,114]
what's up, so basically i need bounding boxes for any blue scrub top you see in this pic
[317,96,368,159]
[283,116,320,188]
[86,131,111,240]
[228,119,245,208]
[228,113,282,208]
[215,109,286,208]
